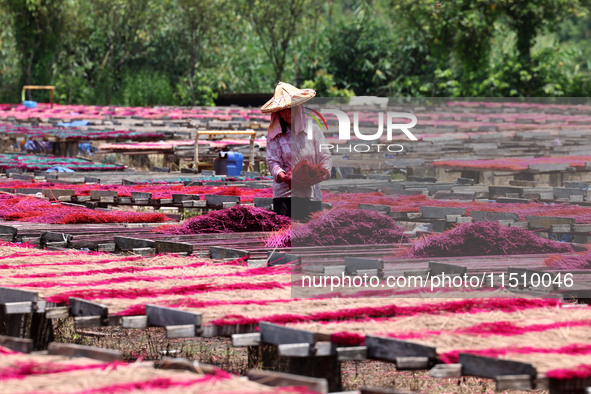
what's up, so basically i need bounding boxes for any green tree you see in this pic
[390,1,499,83]
[174,0,228,105]
[387,0,590,96]
[499,0,589,71]
[2,0,66,89]
[81,0,165,104]
[0,5,20,101]
[301,70,355,96]
[326,20,396,95]
[241,0,310,82]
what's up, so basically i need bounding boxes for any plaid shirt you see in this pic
[266,124,331,201]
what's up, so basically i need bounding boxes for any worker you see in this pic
[261,82,332,220]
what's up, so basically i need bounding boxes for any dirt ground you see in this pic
[53,319,549,394]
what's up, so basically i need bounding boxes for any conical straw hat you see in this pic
[260,82,316,113]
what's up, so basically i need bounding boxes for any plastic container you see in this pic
[23,100,37,109]
[226,151,244,176]
[213,156,227,175]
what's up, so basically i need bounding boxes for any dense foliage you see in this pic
[0,0,589,105]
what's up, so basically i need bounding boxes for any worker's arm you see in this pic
[266,135,288,183]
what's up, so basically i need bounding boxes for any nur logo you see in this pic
[305,109,418,141]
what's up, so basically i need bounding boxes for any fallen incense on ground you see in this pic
[433,155,591,171]
[545,248,591,270]
[0,195,167,224]
[0,153,125,171]
[407,221,573,258]
[323,192,591,223]
[158,205,290,234]
[0,349,311,393]
[265,208,409,247]
[0,179,272,202]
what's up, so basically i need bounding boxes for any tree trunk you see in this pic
[516,19,533,71]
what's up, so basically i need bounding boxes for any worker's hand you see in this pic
[277,171,291,187]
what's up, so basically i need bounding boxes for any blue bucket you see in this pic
[226,152,244,176]
[23,100,37,109]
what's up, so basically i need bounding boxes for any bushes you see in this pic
[175,71,218,106]
[302,70,354,97]
[1,0,590,102]
[119,70,175,107]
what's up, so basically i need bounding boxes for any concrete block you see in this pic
[526,215,576,229]
[471,211,519,222]
[420,206,465,219]
[358,204,391,214]
[528,163,569,172]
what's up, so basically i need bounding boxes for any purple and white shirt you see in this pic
[266,124,332,201]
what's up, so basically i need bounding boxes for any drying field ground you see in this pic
[52,321,546,394]
[1,100,591,393]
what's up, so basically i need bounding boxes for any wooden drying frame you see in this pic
[22,85,56,108]
[194,130,256,173]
